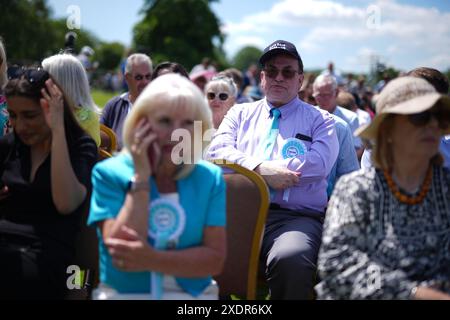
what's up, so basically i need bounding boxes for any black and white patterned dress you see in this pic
[316,166,450,299]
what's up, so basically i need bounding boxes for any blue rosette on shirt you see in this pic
[281,138,306,201]
[148,198,186,300]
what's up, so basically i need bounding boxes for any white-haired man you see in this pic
[101,53,153,150]
[313,74,363,159]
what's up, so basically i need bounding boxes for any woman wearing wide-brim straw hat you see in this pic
[315,76,450,300]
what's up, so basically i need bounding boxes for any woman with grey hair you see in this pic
[42,53,101,146]
[316,76,450,299]
[204,75,237,128]
[0,38,9,136]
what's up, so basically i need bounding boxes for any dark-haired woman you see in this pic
[0,69,97,299]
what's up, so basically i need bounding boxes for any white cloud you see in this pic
[233,36,266,48]
[223,36,266,61]
[268,0,365,24]
[222,0,450,72]
[221,21,264,34]
[298,40,321,53]
[344,47,380,72]
[421,54,450,71]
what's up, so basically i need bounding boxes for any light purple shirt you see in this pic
[207,97,339,213]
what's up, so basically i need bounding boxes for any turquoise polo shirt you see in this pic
[87,153,226,296]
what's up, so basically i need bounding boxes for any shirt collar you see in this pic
[120,92,131,103]
[264,96,300,119]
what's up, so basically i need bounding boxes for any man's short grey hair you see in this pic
[125,53,153,75]
[313,74,337,92]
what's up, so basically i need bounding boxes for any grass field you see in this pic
[91,89,118,109]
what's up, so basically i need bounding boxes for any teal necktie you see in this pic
[262,108,281,160]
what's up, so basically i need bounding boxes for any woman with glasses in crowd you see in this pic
[204,75,238,129]
[0,68,97,299]
[316,76,450,299]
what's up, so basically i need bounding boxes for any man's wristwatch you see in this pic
[127,176,149,193]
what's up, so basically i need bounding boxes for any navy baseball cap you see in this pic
[259,40,303,72]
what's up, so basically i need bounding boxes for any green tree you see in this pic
[232,46,262,71]
[133,0,223,71]
[0,0,55,63]
[95,42,125,71]
[0,0,99,64]
[49,19,99,55]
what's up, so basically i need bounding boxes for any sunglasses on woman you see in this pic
[207,92,229,101]
[408,107,450,130]
[7,66,49,85]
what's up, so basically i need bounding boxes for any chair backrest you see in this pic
[99,124,117,154]
[212,160,270,300]
[98,148,113,161]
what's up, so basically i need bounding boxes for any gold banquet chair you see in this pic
[98,124,118,160]
[211,160,270,300]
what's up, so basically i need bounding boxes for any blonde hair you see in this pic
[336,91,357,111]
[42,53,99,113]
[123,74,213,179]
[372,115,395,170]
[0,38,7,89]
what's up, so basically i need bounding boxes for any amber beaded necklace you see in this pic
[383,165,433,205]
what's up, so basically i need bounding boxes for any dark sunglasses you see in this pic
[134,74,151,81]
[7,66,49,85]
[207,92,229,101]
[408,107,450,130]
[264,67,299,79]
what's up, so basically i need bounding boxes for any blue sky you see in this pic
[47,0,450,73]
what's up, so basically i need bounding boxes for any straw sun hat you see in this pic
[356,76,450,140]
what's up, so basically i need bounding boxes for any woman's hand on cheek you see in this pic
[131,118,159,178]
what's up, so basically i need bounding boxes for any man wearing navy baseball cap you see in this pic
[259,40,303,71]
[208,40,338,299]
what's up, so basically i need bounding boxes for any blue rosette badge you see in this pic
[281,138,306,159]
[148,198,186,300]
[281,138,307,201]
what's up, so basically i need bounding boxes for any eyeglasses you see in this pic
[207,92,229,101]
[408,107,450,130]
[263,66,299,79]
[133,74,151,81]
[7,66,50,86]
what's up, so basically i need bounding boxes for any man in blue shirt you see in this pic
[313,74,363,160]
[324,114,359,196]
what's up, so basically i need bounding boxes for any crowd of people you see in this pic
[0,35,449,300]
